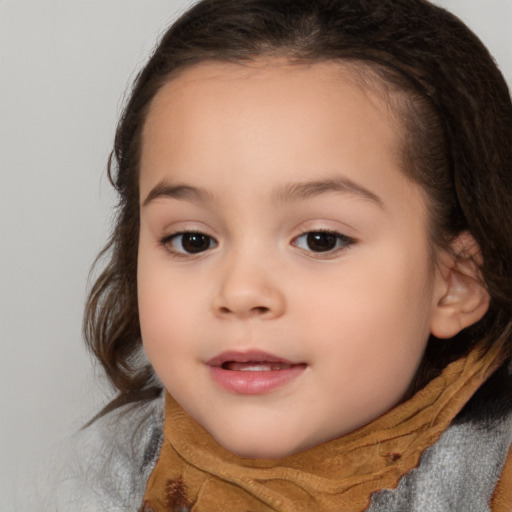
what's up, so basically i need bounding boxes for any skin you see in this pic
[137,60,480,459]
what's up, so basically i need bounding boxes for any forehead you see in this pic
[141,60,402,161]
[139,59,420,213]
[145,59,399,124]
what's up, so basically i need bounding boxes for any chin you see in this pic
[215,433,306,460]
[227,445,297,460]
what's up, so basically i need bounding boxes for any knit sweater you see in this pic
[53,360,512,511]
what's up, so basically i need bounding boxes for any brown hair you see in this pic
[84,0,512,415]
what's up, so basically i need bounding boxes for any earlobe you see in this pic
[430,232,490,339]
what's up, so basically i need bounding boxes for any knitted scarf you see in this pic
[141,343,502,512]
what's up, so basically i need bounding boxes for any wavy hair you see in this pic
[84,0,512,417]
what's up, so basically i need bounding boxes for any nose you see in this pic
[212,253,286,320]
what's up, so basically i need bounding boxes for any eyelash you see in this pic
[160,229,355,257]
[292,229,355,257]
[160,231,218,257]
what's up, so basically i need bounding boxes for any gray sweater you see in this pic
[52,362,512,511]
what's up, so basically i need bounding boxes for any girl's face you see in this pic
[137,61,450,458]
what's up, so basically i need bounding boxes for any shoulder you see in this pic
[50,394,165,512]
[368,360,512,512]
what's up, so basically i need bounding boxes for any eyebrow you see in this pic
[142,176,384,209]
[142,181,214,206]
[274,177,384,209]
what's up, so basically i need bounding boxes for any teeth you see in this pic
[224,362,293,371]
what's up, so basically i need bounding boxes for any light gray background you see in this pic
[0,0,510,509]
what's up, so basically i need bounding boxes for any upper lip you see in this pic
[206,350,300,368]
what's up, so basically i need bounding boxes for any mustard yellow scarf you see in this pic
[141,344,502,512]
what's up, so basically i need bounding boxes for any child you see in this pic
[60,0,512,510]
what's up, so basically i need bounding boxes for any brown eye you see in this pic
[293,231,353,253]
[306,232,337,252]
[165,232,217,254]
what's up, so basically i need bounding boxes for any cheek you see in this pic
[297,246,433,370]
[138,283,201,397]
[137,248,193,360]
[137,251,222,391]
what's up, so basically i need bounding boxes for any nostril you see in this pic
[217,305,271,317]
[251,306,270,314]
[212,286,285,319]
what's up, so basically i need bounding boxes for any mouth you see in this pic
[221,361,294,371]
[206,350,306,394]
[206,350,302,370]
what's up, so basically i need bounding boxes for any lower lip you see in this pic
[209,365,306,394]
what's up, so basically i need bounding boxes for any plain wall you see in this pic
[0,0,510,509]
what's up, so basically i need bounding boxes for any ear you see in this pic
[430,232,490,339]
